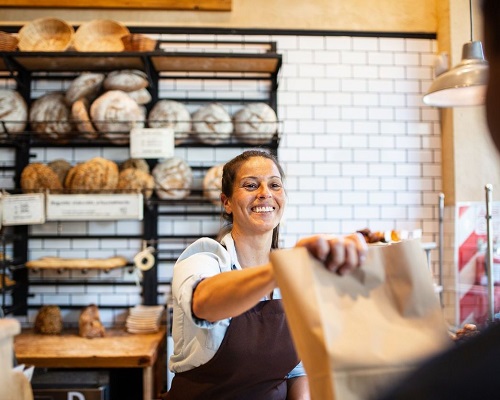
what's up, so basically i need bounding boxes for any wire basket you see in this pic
[17,18,74,51]
[74,19,130,52]
[0,31,19,51]
[121,34,157,52]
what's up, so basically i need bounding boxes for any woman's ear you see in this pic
[220,193,231,214]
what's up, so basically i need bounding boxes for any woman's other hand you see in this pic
[295,233,367,275]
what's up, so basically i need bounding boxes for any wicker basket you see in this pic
[0,31,19,51]
[74,19,130,52]
[121,34,157,52]
[17,18,74,51]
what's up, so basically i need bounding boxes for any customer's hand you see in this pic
[295,233,367,275]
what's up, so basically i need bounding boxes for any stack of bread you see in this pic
[0,89,28,136]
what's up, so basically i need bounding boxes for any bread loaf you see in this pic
[192,103,233,145]
[127,88,152,105]
[71,98,98,139]
[47,159,72,187]
[203,164,224,205]
[79,304,106,339]
[117,167,155,199]
[26,256,128,269]
[29,92,73,142]
[103,69,148,92]
[65,72,105,105]
[34,305,63,335]
[64,157,119,193]
[148,99,191,145]
[233,102,278,145]
[0,89,28,134]
[152,157,193,200]
[21,162,64,193]
[120,158,150,174]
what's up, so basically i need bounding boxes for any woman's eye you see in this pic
[244,183,258,189]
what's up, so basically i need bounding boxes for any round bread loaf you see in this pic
[152,157,193,200]
[148,100,192,145]
[65,72,105,105]
[29,92,73,142]
[71,98,98,139]
[48,159,72,187]
[103,69,149,92]
[192,103,233,145]
[203,164,224,205]
[117,168,155,199]
[90,90,145,144]
[0,89,28,134]
[79,304,106,339]
[120,158,150,174]
[233,102,278,145]
[127,88,152,105]
[21,162,64,193]
[64,157,119,193]
[34,305,63,335]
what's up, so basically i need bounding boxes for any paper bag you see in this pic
[270,239,451,400]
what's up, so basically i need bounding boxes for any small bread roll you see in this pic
[34,305,63,335]
[79,304,106,339]
[120,158,150,174]
[48,159,72,186]
[192,103,233,145]
[152,157,193,200]
[103,69,149,92]
[117,168,155,199]
[65,157,119,193]
[203,164,224,205]
[65,72,105,105]
[21,163,64,193]
[71,98,98,139]
[233,102,278,145]
[148,100,191,145]
[0,89,28,134]
[29,92,73,142]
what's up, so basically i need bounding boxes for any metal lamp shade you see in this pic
[423,41,489,107]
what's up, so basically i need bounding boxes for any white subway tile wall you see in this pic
[1,32,452,326]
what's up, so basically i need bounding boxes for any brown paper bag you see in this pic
[270,239,451,400]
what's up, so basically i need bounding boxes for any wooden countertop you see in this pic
[14,327,166,369]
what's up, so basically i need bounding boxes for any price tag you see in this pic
[130,127,175,159]
[2,193,45,226]
[46,193,143,221]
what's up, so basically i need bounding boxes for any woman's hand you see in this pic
[295,233,367,275]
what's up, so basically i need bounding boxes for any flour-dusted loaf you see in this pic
[117,167,155,199]
[233,102,278,145]
[152,157,193,200]
[65,72,105,105]
[203,164,224,205]
[79,304,106,339]
[0,89,28,134]
[21,162,64,193]
[71,98,98,139]
[34,305,63,335]
[120,158,150,174]
[126,88,152,105]
[192,103,233,145]
[103,69,149,92]
[64,157,119,193]
[90,90,145,144]
[47,159,72,187]
[29,92,73,142]
[148,99,192,145]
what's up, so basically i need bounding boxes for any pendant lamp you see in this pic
[422,0,488,107]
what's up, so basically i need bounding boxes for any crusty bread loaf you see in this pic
[152,157,193,200]
[116,167,155,199]
[47,159,72,187]
[192,103,233,145]
[148,99,192,145]
[64,157,119,193]
[233,102,278,145]
[21,162,64,193]
[120,158,150,174]
[29,92,73,142]
[65,72,105,105]
[26,255,128,269]
[79,304,106,339]
[203,164,224,205]
[0,89,28,134]
[34,305,63,335]
[126,88,152,105]
[103,69,148,92]
[71,98,98,139]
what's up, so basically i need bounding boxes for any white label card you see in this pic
[130,127,175,159]
[46,193,143,221]
[2,193,45,225]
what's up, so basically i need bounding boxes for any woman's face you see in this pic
[222,156,286,236]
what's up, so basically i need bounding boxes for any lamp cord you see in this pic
[470,0,474,41]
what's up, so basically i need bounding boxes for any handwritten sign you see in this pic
[2,193,45,226]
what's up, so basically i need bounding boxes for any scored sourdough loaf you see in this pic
[126,87,152,105]
[192,103,233,145]
[148,99,192,145]
[65,72,105,105]
[29,92,73,143]
[71,98,98,139]
[0,89,28,134]
[152,157,193,200]
[116,167,155,199]
[47,159,72,187]
[21,162,64,193]
[64,157,119,193]
[103,69,149,92]
[203,164,224,205]
[79,304,106,338]
[233,102,278,145]
[120,158,150,174]
[34,305,63,335]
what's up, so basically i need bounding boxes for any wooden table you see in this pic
[14,327,166,400]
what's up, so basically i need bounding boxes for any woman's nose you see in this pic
[257,186,272,198]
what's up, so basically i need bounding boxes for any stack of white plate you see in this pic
[126,305,164,334]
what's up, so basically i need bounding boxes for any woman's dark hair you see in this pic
[217,150,285,249]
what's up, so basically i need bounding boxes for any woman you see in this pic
[166,150,367,400]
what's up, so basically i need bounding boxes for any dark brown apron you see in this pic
[166,299,300,400]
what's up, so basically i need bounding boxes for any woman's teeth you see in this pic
[252,206,274,213]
